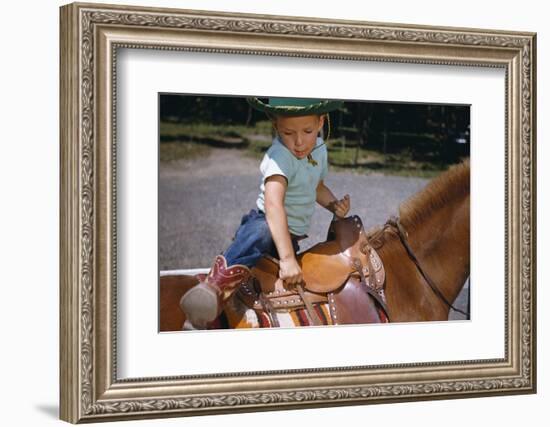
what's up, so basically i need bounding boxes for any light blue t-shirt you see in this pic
[256,136,328,236]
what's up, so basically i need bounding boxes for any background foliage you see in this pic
[160,94,470,176]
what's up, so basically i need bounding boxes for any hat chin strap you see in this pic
[324,113,331,143]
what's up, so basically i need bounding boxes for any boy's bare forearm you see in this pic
[317,181,351,218]
[316,181,338,213]
[264,201,296,261]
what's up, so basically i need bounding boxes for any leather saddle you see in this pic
[238,215,389,326]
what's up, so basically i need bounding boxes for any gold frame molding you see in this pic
[60,2,537,423]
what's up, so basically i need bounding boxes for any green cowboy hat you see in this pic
[246,97,343,117]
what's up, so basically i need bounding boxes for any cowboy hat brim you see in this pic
[246,97,343,117]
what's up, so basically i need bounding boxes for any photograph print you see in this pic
[158,94,471,332]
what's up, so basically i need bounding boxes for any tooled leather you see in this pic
[266,292,327,311]
[237,278,327,311]
[360,244,385,292]
[338,216,385,290]
[207,255,251,302]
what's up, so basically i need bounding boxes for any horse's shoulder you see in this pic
[365,225,387,249]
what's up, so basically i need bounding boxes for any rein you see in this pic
[383,216,470,318]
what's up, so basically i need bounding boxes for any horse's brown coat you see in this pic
[159,275,198,331]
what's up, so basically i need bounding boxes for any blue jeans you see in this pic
[223,209,300,268]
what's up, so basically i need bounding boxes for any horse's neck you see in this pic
[374,162,470,322]
[401,192,470,313]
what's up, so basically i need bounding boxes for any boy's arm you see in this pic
[264,175,303,285]
[316,180,350,218]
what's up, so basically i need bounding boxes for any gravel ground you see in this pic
[159,148,469,320]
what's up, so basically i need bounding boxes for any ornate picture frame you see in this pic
[60,2,536,423]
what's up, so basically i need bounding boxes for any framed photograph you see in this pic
[60,2,536,423]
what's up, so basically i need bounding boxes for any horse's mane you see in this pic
[398,160,470,232]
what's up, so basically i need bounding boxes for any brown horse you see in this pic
[159,160,470,331]
[367,160,470,322]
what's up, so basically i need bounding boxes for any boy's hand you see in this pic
[279,256,303,286]
[333,194,351,219]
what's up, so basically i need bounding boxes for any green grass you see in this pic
[159,120,465,177]
[160,141,211,162]
[326,138,451,178]
[160,120,272,141]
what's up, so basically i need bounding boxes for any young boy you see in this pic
[180,97,351,329]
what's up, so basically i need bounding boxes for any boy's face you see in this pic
[274,114,325,159]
